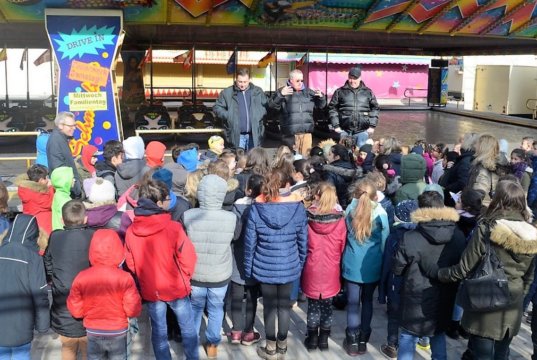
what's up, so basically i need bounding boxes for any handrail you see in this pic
[403,88,427,106]
[526,98,537,120]
[0,131,40,137]
[0,156,37,169]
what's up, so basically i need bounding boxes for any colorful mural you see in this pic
[2,0,537,38]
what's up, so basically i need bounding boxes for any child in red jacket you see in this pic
[15,164,54,252]
[67,229,141,359]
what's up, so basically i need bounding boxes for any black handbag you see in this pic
[457,227,511,312]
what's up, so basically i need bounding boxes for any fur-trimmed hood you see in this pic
[490,219,537,254]
[227,178,239,192]
[14,174,49,193]
[411,207,460,223]
[412,207,461,245]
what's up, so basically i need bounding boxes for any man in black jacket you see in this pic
[328,66,379,148]
[213,68,268,150]
[44,200,95,359]
[47,111,83,198]
[0,214,50,357]
[270,69,326,156]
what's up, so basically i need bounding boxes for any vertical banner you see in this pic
[121,51,146,105]
[440,67,448,105]
[45,9,123,156]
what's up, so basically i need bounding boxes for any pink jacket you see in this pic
[301,206,346,299]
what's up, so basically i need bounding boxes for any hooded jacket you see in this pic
[213,83,268,148]
[163,161,188,195]
[0,215,50,347]
[301,207,346,299]
[393,207,465,337]
[44,225,95,338]
[125,199,197,302]
[51,166,74,231]
[468,156,510,206]
[78,145,97,181]
[145,141,166,168]
[16,173,54,236]
[394,154,427,204]
[244,199,308,284]
[328,81,380,133]
[269,85,326,136]
[36,133,49,168]
[68,229,141,334]
[438,213,537,341]
[342,199,389,283]
[115,159,149,198]
[439,150,474,194]
[182,175,237,287]
[47,128,81,198]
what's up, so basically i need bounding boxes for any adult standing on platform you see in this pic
[328,66,380,148]
[213,68,268,151]
[47,111,82,199]
[270,69,326,157]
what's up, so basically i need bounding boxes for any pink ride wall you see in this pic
[308,63,429,99]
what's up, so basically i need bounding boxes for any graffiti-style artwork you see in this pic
[3,0,537,40]
[46,9,123,156]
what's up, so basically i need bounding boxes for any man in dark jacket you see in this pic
[328,66,379,148]
[0,214,50,357]
[47,111,83,198]
[213,68,268,150]
[44,200,96,359]
[270,69,326,156]
[393,191,465,360]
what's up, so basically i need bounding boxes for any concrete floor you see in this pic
[3,109,537,359]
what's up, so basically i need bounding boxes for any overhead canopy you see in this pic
[1,0,537,55]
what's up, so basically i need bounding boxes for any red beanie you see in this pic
[145,141,166,168]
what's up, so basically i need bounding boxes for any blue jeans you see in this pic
[191,285,228,345]
[87,334,127,360]
[398,330,446,360]
[0,342,31,360]
[346,281,377,334]
[452,303,463,322]
[146,298,199,360]
[290,278,300,302]
[468,334,511,360]
[340,130,369,148]
[239,133,254,151]
[386,299,400,346]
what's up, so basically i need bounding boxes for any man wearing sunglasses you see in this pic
[328,66,380,148]
[270,69,326,157]
[47,111,83,198]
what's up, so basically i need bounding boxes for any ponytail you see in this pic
[350,179,377,243]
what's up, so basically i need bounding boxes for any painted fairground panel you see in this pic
[2,0,537,39]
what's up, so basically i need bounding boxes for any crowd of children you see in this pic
[0,132,537,360]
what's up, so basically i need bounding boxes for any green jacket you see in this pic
[51,167,74,231]
[394,154,426,204]
[438,212,537,340]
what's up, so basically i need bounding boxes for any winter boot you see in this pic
[343,328,360,356]
[318,327,330,351]
[276,338,287,359]
[303,327,319,351]
[257,340,277,360]
[357,330,371,355]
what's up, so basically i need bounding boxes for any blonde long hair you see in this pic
[350,179,377,243]
[312,182,338,214]
[473,134,499,170]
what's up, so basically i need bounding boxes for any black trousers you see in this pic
[230,281,259,332]
[261,282,293,341]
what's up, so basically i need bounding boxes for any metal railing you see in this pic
[526,98,537,120]
[403,88,428,106]
[135,128,224,137]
